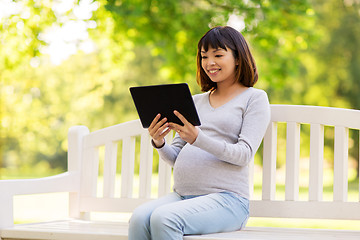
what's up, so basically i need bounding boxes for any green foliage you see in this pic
[103,0,316,94]
[0,0,55,70]
[1,0,359,178]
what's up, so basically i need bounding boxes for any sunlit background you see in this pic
[0,0,360,228]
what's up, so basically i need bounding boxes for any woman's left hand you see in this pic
[169,110,199,144]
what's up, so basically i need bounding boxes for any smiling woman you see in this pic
[129,26,271,240]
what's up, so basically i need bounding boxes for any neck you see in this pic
[215,81,246,96]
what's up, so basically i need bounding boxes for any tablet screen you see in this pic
[130,83,201,128]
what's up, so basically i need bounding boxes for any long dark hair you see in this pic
[196,26,258,92]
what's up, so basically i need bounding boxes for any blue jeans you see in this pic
[128,191,249,240]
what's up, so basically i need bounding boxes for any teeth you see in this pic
[209,70,218,74]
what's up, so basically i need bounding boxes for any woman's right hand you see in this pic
[148,114,171,148]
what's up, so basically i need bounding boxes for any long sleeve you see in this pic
[157,134,186,167]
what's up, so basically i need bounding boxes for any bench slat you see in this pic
[139,133,154,198]
[158,133,174,197]
[262,122,277,201]
[103,142,118,198]
[185,226,360,240]
[79,197,152,212]
[81,148,99,197]
[250,200,360,220]
[121,137,135,198]
[285,122,300,201]
[333,126,349,202]
[309,124,324,201]
[2,221,360,240]
[83,120,145,148]
[271,105,360,129]
[1,220,129,240]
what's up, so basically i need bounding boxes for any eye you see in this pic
[215,55,223,58]
[201,56,208,59]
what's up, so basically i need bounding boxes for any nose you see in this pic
[208,59,216,66]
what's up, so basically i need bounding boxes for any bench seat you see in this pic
[2,220,359,240]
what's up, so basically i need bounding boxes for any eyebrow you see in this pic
[201,48,226,53]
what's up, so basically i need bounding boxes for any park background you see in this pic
[0,0,359,229]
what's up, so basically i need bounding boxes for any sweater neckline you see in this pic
[206,87,252,110]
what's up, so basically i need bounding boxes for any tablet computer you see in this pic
[130,83,201,128]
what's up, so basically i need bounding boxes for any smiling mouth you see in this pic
[208,69,220,74]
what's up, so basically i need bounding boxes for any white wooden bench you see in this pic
[1,104,360,240]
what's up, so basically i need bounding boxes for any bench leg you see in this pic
[0,195,14,229]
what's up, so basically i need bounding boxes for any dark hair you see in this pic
[196,26,258,92]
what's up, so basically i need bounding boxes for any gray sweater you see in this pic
[157,87,270,199]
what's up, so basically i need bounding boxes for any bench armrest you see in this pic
[0,172,80,229]
[0,172,79,195]
[0,125,89,229]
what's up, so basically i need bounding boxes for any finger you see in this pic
[158,125,171,138]
[156,122,169,135]
[149,116,167,137]
[169,123,182,134]
[149,113,161,130]
[174,110,190,126]
[169,123,181,131]
[150,117,167,134]
[154,117,167,131]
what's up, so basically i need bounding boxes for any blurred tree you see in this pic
[3,0,359,178]
[0,0,109,177]
[1,0,57,177]
[298,0,360,109]
[0,0,316,177]
[309,0,360,176]
[104,0,315,96]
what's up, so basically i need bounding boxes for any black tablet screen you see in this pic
[130,83,201,128]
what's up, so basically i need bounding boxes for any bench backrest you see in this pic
[68,119,173,219]
[69,105,360,220]
[251,105,360,220]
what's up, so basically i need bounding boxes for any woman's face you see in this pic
[200,46,238,85]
